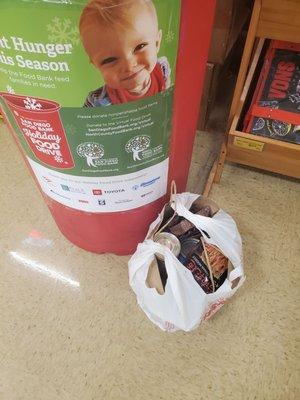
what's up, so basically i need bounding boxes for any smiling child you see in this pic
[79,0,171,106]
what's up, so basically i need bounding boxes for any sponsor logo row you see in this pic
[47,176,160,195]
[43,176,159,206]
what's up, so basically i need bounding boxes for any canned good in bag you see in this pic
[153,232,181,257]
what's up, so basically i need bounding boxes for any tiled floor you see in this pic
[0,121,299,399]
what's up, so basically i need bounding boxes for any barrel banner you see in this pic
[0,0,180,212]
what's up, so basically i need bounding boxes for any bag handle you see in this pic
[170,180,177,203]
[200,237,215,292]
[154,180,178,237]
[228,266,244,282]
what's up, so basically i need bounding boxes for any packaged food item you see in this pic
[178,237,200,265]
[149,204,181,238]
[185,240,228,293]
[189,196,220,216]
[148,195,227,293]
[204,243,228,279]
[185,252,215,293]
[168,201,216,238]
[169,219,195,237]
[245,40,300,144]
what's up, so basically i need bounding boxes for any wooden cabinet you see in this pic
[213,0,300,184]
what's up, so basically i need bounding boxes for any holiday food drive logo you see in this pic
[0,92,74,168]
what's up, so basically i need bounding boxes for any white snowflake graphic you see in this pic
[54,155,63,163]
[166,10,175,43]
[23,97,42,110]
[6,85,15,94]
[166,31,175,43]
[47,17,79,46]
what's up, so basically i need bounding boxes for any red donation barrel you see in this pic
[0,0,216,254]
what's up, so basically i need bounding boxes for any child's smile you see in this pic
[82,2,162,96]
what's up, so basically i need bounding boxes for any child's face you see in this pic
[86,5,162,95]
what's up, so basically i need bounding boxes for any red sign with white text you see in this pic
[0,93,74,169]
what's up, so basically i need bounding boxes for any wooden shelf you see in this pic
[227,130,300,179]
[212,0,300,187]
[257,0,300,42]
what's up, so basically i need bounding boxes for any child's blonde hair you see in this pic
[80,0,157,34]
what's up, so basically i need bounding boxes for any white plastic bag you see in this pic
[128,192,245,332]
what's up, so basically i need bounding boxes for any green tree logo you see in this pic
[125,135,150,161]
[77,142,104,167]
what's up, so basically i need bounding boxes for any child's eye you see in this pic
[134,43,148,52]
[101,57,117,66]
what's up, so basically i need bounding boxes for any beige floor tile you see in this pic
[0,121,299,400]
